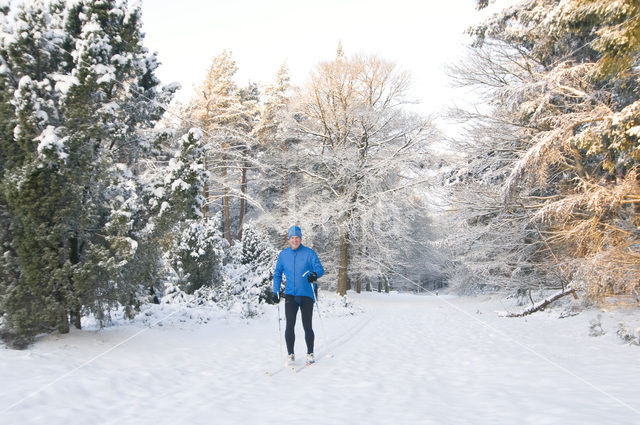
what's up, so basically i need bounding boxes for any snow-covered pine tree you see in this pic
[252,64,297,244]
[209,223,277,314]
[235,82,260,240]
[157,128,209,222]
[241,224,278,302]
[0,0,178,344]
[188,50,244,243]
[239,224,277,303]
[0,4,23,340]
[0,0,78,338]
[169,214,226,294]
[159,128,227,294]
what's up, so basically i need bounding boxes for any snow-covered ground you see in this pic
[1,292,639,425]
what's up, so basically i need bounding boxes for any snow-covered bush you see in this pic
[208,224,278,316]
[163,223,277,318]
[616,323,640,345]
[588,315,606,337]
[167,214,227,294]
[239,224,278,302]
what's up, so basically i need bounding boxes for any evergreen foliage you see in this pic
[168,214,226,294]
[205,223,277,315]
[162,223,278,316]
[0,0,179,345]
[239,223,278,302]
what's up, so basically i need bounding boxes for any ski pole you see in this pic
[276,297,284,360]
[303,271,332,358]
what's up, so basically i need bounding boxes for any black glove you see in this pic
[306,272,318,283]
[273,292,279,303]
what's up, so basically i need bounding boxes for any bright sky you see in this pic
[140,0,488,116]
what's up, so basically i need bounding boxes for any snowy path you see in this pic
[1,292,639,425]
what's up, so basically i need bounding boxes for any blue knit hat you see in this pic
[287,225,302,239]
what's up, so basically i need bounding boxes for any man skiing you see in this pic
[273,225,324,367]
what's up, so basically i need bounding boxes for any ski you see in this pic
[266,355,324,376]
[266,360,317,375]
[265,365,294,376]
[265,360,297,376]
[294,358,315,372]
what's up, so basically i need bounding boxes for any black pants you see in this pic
[284,294,314,355]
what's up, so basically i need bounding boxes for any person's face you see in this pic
[289,236,301,250]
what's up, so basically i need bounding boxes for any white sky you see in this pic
[140,0,489,116]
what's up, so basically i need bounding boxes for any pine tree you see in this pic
[235,82,260,240]
[0,0,178,344]
[188,51,260,244]
[253,64,296,244]
[153,128,223,295]
[169,214,226,294]
[214,223,277,308]
[189,50,241,243]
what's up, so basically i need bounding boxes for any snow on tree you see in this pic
[0,0,179,345]
[250,64,301,246]
[187,50,260,244]
[238,223,278,301]
[291,49,437,295]
[208,223,278,316]
[168,214,226,294]
[158,127,209,221]
[445,0,640,300]
[160,222,278,317]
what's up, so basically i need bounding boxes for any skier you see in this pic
[273,225,324,366]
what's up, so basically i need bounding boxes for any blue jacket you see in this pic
[273,244,324,299]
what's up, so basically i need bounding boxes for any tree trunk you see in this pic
[337,233,349,296]
[501,288,577,317]
[283,142,290,246]
[202,153,209,218]
[222,151,232,245]
[237,159,247,240]
[57,307,70,334]
[68,236,81,330]
[356,224,364,293]
[70,306,82,329]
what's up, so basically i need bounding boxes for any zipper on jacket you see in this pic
[293,249,297,294]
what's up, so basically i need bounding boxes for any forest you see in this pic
[0,0,638,348]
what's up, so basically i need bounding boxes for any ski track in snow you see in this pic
[1,292,640,425]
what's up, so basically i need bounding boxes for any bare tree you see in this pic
[293,50,436,295]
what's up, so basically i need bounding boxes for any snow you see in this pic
[170,178,190,192]
[158,201,169,215]
[94,64,116,84]
[17,75,32,89]
[51,74,79,95]
[99,101,120,114]
[626,125,640,138]
[35,126,68,160]
[1,292,639,425]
